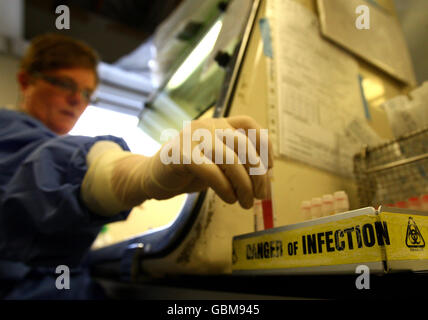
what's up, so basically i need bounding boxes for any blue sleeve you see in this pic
[0,119,133,267]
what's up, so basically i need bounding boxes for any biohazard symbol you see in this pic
[406,217,425,248]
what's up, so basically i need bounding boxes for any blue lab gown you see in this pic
[0,109,132,299]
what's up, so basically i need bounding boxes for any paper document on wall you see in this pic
[317,0,416,86]
[382,82,428,139]
[267,0,383,177]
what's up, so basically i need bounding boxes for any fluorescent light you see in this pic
[168,20,223,89]
[70,105,160,156]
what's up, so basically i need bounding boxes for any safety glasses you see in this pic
[32,71,94,103]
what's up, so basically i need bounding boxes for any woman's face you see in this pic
[19,68,96,135]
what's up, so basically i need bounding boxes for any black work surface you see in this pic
[94,272,428,300]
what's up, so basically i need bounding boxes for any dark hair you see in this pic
[20,33,99,83]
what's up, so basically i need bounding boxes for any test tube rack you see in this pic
[354,127,428,208]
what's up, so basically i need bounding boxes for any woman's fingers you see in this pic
[215,129,268,200]
[171,115,273,208]
[226,115,273,170]
[215,139,255,209]
[186,154,237,205]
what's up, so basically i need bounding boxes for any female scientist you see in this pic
[0,34,272,299]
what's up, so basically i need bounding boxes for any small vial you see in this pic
[321,194,334,216]
[253,200,264,231]
[261,169,274,229]
[310,197,322,219]
[408,197,422,211]
[395,201,408,209]
[421,195,428,212]
[261,198,274,229]
[301,200,312,221]
[333,191,349,214]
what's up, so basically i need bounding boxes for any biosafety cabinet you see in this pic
[90,0,428,299]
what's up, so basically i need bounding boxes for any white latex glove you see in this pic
[81,116,273,216]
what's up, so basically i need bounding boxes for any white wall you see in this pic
[0,0,26,108]
[0,53,20,108]
[0,0,23,38]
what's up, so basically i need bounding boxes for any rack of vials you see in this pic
[299,190,350,221]
[354,127,428,210]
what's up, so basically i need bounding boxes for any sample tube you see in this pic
[333,191,349,214]
[321,194,334,217]
[421,195,428,212]
[395,201,408,209]
[408,197,422,211]
[261,169,274,229]
[310,197,322,219]
[301,200,312,221]
[253,200,264,232]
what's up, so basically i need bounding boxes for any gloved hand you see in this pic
[81,115,273,216]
